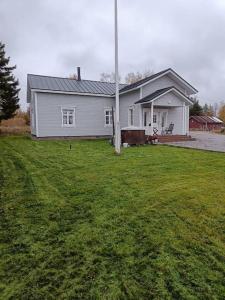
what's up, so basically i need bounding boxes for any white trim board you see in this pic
[34,92,39,137]
[31,89,113,98]
[137,88,193,106]
[119,69,198,96]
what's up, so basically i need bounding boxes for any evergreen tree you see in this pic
[190,100,203,116]
[0,41,20,121]
[203,103,214,116]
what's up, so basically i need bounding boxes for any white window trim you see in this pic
[128,106,135,126]
[104,108,113,127]
[61,107,76,127]
[34,92,39,137]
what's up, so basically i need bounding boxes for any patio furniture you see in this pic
[165,123,174,135]
[146,127,158,144]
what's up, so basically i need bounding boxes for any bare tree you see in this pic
[100,70,153,84]
[125,70,154,84]
[100,72,121,83]
[68,73,78,80]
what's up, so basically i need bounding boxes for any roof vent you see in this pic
[77,67,81,81]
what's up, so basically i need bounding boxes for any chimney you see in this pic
[77,67,81,81]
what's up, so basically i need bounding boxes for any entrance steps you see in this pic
[158,135,194,143]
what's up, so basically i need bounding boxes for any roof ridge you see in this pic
[27,73,127,86]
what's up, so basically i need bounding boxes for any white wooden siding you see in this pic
[119,90,140,128]
[142,75,186,98]
[36,92,114,137]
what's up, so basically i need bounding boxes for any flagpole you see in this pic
[114,0,120,154]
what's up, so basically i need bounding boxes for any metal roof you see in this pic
[135,87,172,104]
[27,74,127,96]
[190,115,224,124]
[27,68,197,101]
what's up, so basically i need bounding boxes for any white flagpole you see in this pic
[114,0,120,154]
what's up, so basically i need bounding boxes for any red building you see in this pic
[189,116,224,131]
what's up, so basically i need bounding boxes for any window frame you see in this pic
[104,108,113,127]
[128,106,134,126]
[61,107,76,127]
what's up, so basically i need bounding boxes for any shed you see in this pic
[189,115,224,131]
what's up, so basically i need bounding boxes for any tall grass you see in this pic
[0,113,30,135]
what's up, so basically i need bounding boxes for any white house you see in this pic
[27,68,198,138]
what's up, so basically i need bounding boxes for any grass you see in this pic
[0,136,225,299]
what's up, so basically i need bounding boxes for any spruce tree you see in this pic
[0,41,20,121]
[190,100,203,116]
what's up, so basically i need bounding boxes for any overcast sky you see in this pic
[1,0,225,109]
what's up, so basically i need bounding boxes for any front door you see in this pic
[154,109,168,134]
[143,108,168,134]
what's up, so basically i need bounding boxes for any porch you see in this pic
[135,87,191,136]
[141,104,189,136]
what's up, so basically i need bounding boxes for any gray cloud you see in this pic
[1,0,225,109]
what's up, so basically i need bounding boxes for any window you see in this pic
[128,107,134,126]
[153,114,157,123]
[62,108,75,127]
[144,111,147,127]
[105,109,113,126]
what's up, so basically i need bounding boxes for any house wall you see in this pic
[141,74,186,98]
[167,107,184,135]
[154,91,185,107]
[119,90,141,128]
[35,92,114,137]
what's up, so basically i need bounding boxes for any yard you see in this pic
[0,136,225,299]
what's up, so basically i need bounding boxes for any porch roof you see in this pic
[135,86,193,105]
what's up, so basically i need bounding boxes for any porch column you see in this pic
[182,103,186,135]
[150,101,154,135]
[186,106,189,135]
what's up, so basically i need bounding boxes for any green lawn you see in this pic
[0,136,225,299]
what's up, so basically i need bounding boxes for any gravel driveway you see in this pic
[165,131,225,153]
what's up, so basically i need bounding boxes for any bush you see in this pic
[15,109,30,125]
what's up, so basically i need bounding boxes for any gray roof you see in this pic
[135,86,192,104]
[27,68,197,102]
[27,74,127,96]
